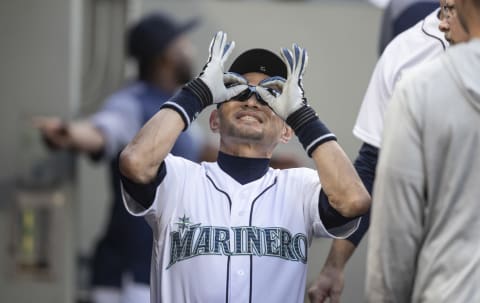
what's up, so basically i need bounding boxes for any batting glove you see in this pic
[161,31,247,130]
[198,31,248,103]
[257,44,308,120]
[257,44,337,156]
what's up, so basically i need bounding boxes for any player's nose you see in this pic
[243,95,261,108]
[438,18,450,33]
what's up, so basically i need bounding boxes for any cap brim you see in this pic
[229,48,287,79]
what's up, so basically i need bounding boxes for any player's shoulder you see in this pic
[164,153,203,172]
[400,53,445,88]
[382,10,444,61]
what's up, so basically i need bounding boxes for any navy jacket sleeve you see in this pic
[346,143,379,246]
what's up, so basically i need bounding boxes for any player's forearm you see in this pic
[119,108,184,184]
[35,116,105,153]
[323,239,356,270]
[307,239,355,302]
[67,121,106,154]
[311,141,371,218]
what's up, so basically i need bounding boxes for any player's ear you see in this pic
[279,124,293,144]
[209,109,220,133]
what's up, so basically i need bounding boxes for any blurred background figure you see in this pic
[35,12,203,303]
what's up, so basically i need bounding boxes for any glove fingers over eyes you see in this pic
[198,31,237,104]
[256,76,286,109]
[223,72,249,100]
[256,44,309,120]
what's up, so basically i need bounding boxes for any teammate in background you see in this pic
[35,13,202,303]
[378,0,439,54]
[118,32,371,302]
[308,2,468,302]
[366,0,480,299]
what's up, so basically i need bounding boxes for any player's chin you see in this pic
[234,119,265,132]
[230,125,265,141]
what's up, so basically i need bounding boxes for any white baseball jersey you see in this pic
[122,154,360,303]
[353,8,448,148]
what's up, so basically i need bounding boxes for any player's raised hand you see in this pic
[161,31,247,129]
[256,44,309,121]
[198,31,248,104]
[257,44,336,157]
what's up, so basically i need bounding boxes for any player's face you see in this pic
[211,72,290,155]
[439,0,450,33]
[440,0,469,44]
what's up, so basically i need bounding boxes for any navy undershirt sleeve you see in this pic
[346,143,379,246]
[318,189,359,229]
[119,161,167,210]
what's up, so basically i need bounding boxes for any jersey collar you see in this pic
[217,151,270,185]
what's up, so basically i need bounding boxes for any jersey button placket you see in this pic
[228,189,251,303]
[230,189,251,225]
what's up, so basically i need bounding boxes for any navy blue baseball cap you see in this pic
[127,12,199,60]
[229,48,287,79]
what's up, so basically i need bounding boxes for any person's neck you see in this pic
[469,26,480,39]
[464,8,480,39]
[216,151,270,185]
[219,141,273,159]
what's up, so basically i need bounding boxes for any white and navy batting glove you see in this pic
[199,32,248,103]
[161,31,247,130]
[257,45,307,120]
[257,44,337,156]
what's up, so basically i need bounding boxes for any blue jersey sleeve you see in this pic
[90,90,142,159]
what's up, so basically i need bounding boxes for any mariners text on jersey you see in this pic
[167,216,308,268]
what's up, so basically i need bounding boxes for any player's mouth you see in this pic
[236,111,263,123]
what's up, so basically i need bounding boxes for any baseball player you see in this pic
[118,31,371,302]
[308,1,469,302]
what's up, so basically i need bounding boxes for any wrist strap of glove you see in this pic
[160,78,212,131]
[286,104,318,131]
[185,78,213,107]
[289,106,337,157]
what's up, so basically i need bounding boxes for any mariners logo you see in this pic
[167,215,308,269]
